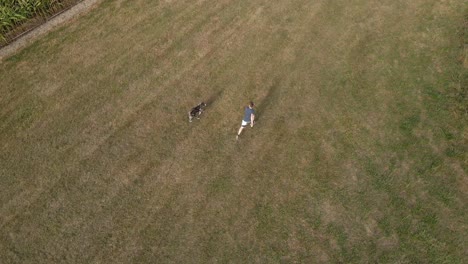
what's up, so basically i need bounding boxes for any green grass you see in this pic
[0,0,467,263]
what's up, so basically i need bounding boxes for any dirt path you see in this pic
[0,0,103,62]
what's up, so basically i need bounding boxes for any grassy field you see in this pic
[1,0,467,262]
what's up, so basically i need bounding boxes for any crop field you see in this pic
[0,0,82,45]
[0,0,467,262]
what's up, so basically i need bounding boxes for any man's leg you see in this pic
[237,126,245,140]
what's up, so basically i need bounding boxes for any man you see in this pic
[236,101,255,140]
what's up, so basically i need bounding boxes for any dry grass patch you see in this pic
[1,0,467,263]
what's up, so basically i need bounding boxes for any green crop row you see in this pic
[0,0,64,43]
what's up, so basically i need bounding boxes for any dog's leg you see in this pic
[188,112,193,122]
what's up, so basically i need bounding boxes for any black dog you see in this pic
[188,102,206,122]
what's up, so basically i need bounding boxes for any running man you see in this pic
[236,101,255,140]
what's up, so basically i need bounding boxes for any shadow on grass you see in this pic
[206,89,224,106]
[255,77,281,122]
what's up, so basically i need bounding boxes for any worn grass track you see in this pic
[1,0,467,262]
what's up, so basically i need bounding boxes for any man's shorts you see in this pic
[241,120,251,127]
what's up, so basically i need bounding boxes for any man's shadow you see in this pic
[255,77,281,122]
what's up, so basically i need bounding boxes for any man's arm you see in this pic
[250,113,255,127]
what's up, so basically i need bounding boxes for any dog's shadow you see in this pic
[186,90,223,122]
[205,89,223,106]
